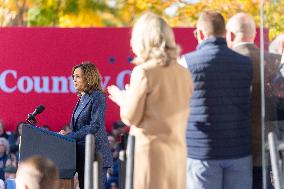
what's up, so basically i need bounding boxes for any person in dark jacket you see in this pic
[226,12,282,189]
[0,121,9,140]
[0,138,9,180]
[59,61,112,189]
[8,121,25,154]
[180,11,253,189]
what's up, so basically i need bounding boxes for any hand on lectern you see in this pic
[59,129,72,135]
[59,130,67,135]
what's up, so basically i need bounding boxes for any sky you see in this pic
[165,0,200,16]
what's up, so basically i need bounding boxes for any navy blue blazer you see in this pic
[69,90,113,168]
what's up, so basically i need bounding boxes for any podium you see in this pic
[19,124,76,189]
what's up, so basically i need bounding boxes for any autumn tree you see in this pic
[0,0,282,39]
[173,0,283,40]
[0,0,32,26]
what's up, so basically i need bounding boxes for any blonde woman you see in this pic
[108,12,193,189]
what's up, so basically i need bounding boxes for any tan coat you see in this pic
[120,60,193,189]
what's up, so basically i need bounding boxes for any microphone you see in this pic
[26,105,45,123]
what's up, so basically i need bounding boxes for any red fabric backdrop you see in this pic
[0,27,266,132]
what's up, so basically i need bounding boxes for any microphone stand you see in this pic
[26,115,38,125]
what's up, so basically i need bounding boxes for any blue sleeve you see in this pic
[68,93,106,141]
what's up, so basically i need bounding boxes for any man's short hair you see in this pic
[197,11,225,37]
[16,156,59,189]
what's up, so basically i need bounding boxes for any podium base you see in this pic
[59,179,74,189]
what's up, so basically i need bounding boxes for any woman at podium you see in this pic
[60,61,113,189]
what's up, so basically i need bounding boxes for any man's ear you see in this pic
[230,31,235,42]
[198,30,204,41]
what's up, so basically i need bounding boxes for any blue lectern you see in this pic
[19,124,76,179]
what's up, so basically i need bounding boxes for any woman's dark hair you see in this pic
[72,61,104,94]
[15,121,25,137]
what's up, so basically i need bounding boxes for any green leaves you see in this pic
[0,0,282,39]
[28,7,59,26]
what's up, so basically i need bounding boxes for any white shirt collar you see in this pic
[233,42,255,49]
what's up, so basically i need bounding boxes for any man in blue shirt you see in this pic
[180,11,253,189]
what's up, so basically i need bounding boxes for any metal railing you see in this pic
[268,131,284,189]
[85,134,101,189]
[84,134,135,189]
[125,135,135,189]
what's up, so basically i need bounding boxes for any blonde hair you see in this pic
[16,156,59,189]
[131,12,179,66]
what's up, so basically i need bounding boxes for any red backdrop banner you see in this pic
[0,27,265,132]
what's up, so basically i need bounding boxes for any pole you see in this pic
[268,132,284,189]
[85,134,96,189]
[125,135,135,189]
